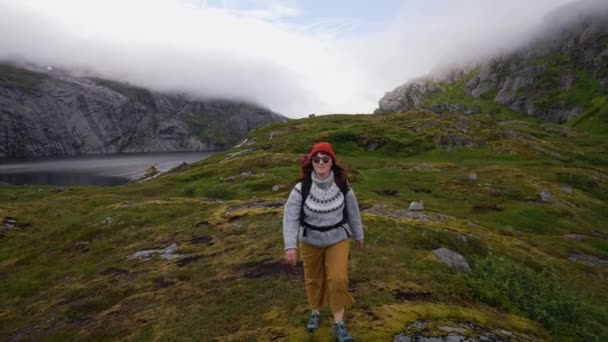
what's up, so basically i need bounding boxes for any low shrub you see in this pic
[200,185,237,200]
[468,257,607,340]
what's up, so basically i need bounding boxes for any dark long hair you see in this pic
[298,155,349,189]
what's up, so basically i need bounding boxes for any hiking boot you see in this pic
[333,321,353,342]
[306,312,321,332]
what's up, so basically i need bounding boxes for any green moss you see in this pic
[0,110,606,341]
[0,64,45,90]
[569,95,608,135]
[556,171,608,200]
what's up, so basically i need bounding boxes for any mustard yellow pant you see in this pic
[299,239,354,312]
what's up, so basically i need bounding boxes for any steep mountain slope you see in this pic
[376,2,608,132]
[1,112,606,341]
[0,63,285,157]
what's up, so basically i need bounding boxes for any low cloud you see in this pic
[0,0,603,117]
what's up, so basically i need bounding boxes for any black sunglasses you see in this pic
[312,156,332,164]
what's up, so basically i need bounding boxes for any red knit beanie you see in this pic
[300,141,337,167]
[309,141,336,160]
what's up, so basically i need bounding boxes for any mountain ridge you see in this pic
[376,2,608,127]
[0,63,285,158]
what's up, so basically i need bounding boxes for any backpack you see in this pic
[299,173,351,237]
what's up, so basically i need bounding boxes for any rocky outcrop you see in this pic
[376,2,608,124]
[394,320,535,342]
[0,64,285,157]
[377,80,442,114]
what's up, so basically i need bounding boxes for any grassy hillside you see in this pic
[1,111,607,341]
[419,52,608,136]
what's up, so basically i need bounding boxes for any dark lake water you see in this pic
[0,151,215,186]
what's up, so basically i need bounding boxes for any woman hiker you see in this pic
[283,142,364,342]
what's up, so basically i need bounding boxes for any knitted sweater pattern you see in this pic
[283,171,364,249]
[297,180,345,227]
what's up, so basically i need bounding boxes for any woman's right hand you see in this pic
[284,248,297,266]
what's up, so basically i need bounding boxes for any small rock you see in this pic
[221,171,255,183]
[539,189,553,203]
[3,217,17,230]
[128,249,158,261]
[409,201,424,211]
[364,204,453,222]
[74,241,90,253]
[413,163,440,171]
[145,166,158,177]
[560,186,573,194]
[268,130,283,140]
[235,137,256,147]
[226,148,253,159]
[366,142,379,151]
[439,326,468,333]
[468,172,478,181]
[272,184,287,192]
[455,232,468,243]
[159,244,181,260]
[170,162,190,172]
[433,247,471,273]
[128,243,186,261]
[497,329,513,336]
[407,320,427,331]
[563,234,589,241]
[569,252,608,267]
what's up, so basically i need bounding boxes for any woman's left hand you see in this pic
[356,240,365,249]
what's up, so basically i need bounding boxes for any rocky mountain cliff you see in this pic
[376,2,608,124]
[0,64,285,157]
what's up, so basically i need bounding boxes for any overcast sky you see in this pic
[0,0,600,117]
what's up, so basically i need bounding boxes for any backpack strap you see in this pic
[337,175,351,238]
[299,176,313,234]
[334,173,351,237]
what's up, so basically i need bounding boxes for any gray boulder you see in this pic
[408,201,424,211]
[433,247,471,273]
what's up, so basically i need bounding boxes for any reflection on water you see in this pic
[0,172,128,187]
[0,151,214,186]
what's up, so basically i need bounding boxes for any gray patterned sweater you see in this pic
[283,171,364,250]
